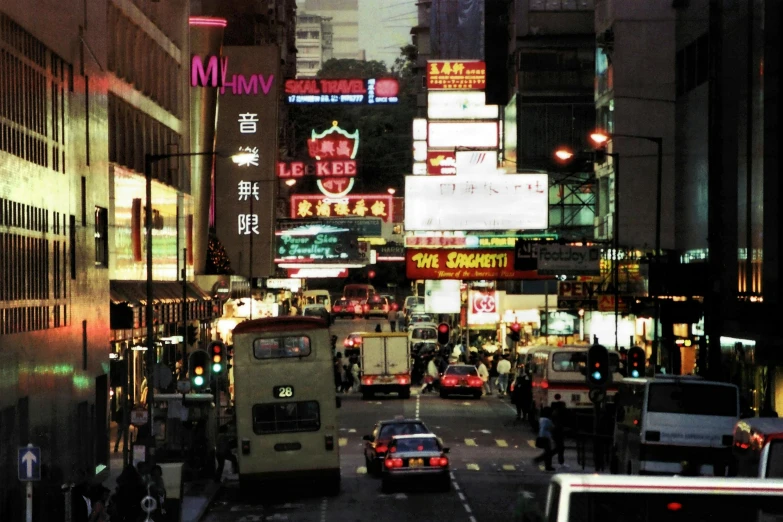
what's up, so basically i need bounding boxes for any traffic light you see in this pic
[437,323,450,346]
[628,346,646,378]
[509,322,521,343]
[208,340,226,375]
[189,350,209,390]
[586,344,610,387]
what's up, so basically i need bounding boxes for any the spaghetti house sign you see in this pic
[406,249,547,280]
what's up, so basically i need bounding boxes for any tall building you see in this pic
[296,13,334,77]
[299,0,362,60]
[0,1,204,519]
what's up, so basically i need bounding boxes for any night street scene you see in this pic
[3,0,783,521]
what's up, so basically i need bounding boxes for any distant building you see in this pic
[299,0,363,60]
[296,14,334,77]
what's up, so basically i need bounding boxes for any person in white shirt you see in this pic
[420,356,440,393]
[476,358,490,396]
[496,354,512,396]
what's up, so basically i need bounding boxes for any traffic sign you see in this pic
[18,445,41,481]
[588,387,606,404]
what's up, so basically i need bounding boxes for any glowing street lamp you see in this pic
[285,178,297,187]
[554,148,574,162]
[589,131,610,146]
[387,188,396,195]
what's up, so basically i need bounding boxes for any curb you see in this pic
[185,480,223,522]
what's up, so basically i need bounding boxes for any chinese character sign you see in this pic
[290,195,394,223]
[214,45,280,279]
[426,61,486,90]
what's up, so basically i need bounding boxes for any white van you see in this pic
[302,289,332,312]
[545,473,783,522]
[612,375,739,476]
[732,417,783,478]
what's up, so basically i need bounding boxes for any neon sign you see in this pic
[191,55,275,95]
[285,78,399,104]
[290,195,394,222]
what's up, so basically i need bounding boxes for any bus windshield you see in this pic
[552,352,620,373]
[647,383,737,416]
[567,492,783,522]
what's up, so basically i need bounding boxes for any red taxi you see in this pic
[439,364,483,399]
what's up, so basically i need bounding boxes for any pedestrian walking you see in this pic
[215,423,239,482]
[87,485,111,522]
[109,465,145,522]
[496,354,512,396]
[351,356,361,392]
[551,402,567,467]
[375,323,382,333]
[334,353,344,392]
[113,405,127,453]
[511,372,533,421]
[476,358,491,396]
[533,407,556,471]
[388,308,398,332]
[421,356,440,393]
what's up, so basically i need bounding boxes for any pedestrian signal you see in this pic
[437,323,450,346]
[586,344,610,387]
[509,322,521,343]
[208,340,226,374]
[189,350,209,389]
[628,346,646,378]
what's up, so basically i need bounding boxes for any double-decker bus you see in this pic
[232,317,340,496]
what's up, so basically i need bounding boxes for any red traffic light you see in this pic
[438,324,449,334]
[510,322,521,333]
[437,323,450,345]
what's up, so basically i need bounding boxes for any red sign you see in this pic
[404,236,467,248]
[406,249,549,280]
[287,268,348,278]
[284,78,399,98]
[276,160,357,178]
[426,61,486,91]
[291,195,394,222]
[426,151,457,175]
[471,291,498,314]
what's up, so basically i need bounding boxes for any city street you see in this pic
[202,318,566,522]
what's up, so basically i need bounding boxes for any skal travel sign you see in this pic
[284,78,399,104]
[406,249,548,280]
[275,225,361,264]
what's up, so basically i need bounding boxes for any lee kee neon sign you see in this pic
[191,55,275,95]
[277,160,357,178]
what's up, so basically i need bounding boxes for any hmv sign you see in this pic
[191,55,275,95]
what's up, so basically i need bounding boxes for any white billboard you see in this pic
[424,280,461,314]
[427,122,498,148]
[404,174,549,231]
[428,91,499,120]
[456,150,499,175]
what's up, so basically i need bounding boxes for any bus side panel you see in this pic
[233,327,340,481]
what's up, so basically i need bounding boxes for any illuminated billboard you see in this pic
[277,122,359,178]
[404,174,549,231]
[284,78,399,104]
[291,195,394,223]
[278,217,382,237]
[427,91,498,120]
[426,61,486,90]
[406,249,546,280]
[274,225,361,264]
[427,151,457,175]
[468,290,500,325]
[427,122,498,148]
[456,150,498,175]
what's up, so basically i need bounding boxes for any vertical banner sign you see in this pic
[213,46,280,278]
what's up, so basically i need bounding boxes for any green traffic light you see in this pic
[194,375,204,386]
[212,363,222,373]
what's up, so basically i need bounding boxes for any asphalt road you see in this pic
[204,318,579,522]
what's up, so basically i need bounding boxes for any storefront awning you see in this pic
[110,281,212,306]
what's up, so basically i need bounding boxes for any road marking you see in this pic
[461,402,472,406]
[502,464,516,471]
[348,428,356,433]
[480,429,491,434]
[319,498,327,522]
[464,438,477,446]
[356,466,367,474]
[458,492,466,501]
[338,438,348,447]
[394,493,407,499]
[415,393,421,420]
[467,463,480,471]
[496,439,508,447]
[450,474,476,522]
[463,503,472,514]
[527,440,536,449]
[453,482,460,491]
[470,517,477,522]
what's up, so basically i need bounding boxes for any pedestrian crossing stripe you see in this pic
[496,439,508,447]
[465,438,477,446]
[339,438,348,447]
[502,464,515,471]
[466,463,480,471]
[356,466,367,474]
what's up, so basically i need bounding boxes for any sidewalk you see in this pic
[107,422,222,522]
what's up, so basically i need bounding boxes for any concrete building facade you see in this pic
[299,0,361,61]
[296,13,334,77]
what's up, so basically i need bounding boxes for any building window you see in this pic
[676,33,709,96]
[95,207,108,267]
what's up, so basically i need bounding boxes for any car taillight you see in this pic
[383,305,389,312]
[333,305,341,312]
[385,458,403,469]
[467,376,483,387]
[395,374,410,385]
[392,303,399,310]
[442,377,458,386]
[363,304,369,311]
[540,380,549,390]
[362,376,374,386]
[429,457,448,467]
[375,444,388,454]
[344,339,352,347]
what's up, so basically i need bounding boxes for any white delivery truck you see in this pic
[359,333,411,400]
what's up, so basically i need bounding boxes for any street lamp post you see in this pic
[590,132,663,369]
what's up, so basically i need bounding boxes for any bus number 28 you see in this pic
[274,385,294,399]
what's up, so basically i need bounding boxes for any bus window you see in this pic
[647,383,738,417]
[767,440,783,478]
[552,352,620,374]
[252,401,321,434]
[253,336,312,359]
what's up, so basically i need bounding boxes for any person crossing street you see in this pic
[496,354,512,396]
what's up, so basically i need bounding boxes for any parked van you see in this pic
[303,289,332,312]
[343,284,376,313]
[732,417,783,478]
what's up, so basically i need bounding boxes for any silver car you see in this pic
[381,433,451,493]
